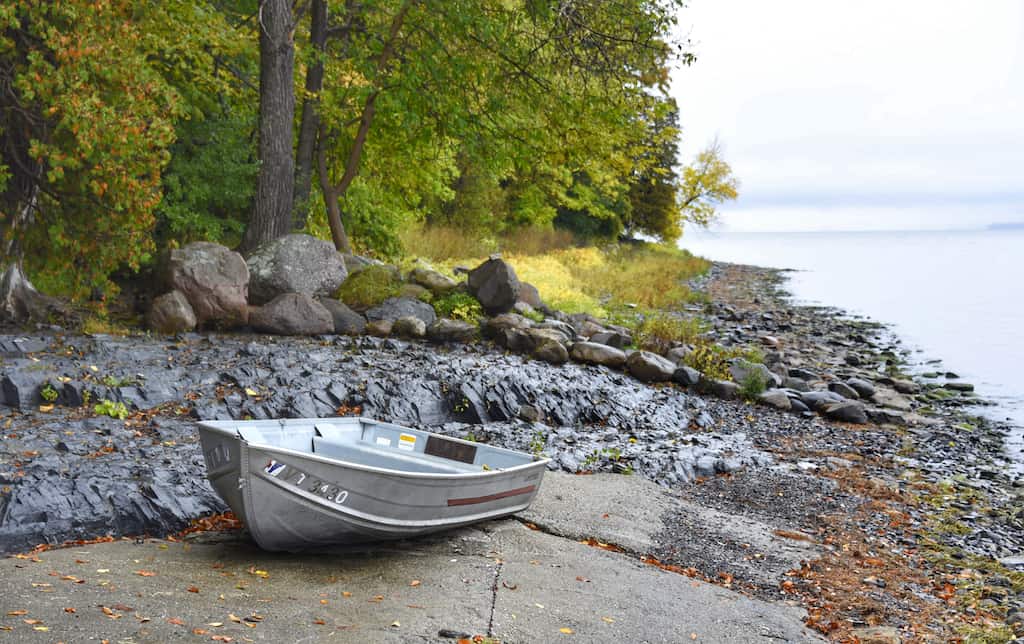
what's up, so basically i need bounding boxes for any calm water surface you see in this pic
[679,229,1024,461]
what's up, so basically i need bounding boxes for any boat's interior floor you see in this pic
[233,420,530,475]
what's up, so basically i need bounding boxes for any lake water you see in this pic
[679,228,1024,460]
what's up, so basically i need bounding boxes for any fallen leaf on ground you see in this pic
[601,616,615,624]
[575,576,590,583]
[134,570,157,577]
[369,595,384,602]
[409,580,421,587]
[390,621,400,627]
[341,591,352,598]
[559,627,573,634]
[193,628,208,635]
[313,619,326,625]
[33,626,48,632]
[6,610,27,616]
[23,619,43,625]
[167,617,185,625]
[207,622,223,627]
[187,586,200,593]
[64,608,76,614]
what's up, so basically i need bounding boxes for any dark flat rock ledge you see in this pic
[0,332,776,554]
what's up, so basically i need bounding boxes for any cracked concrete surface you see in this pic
[0,473,822,642]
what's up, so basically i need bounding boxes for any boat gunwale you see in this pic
[198,418,551,481]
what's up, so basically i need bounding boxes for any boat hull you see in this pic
[198,418,548,551]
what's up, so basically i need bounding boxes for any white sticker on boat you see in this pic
[398,433,417,451]
[265,460,286,477]
[375,437,392,447]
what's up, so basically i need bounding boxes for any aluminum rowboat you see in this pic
[198,417,549,552]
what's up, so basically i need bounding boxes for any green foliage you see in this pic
[679,141,740,227]
[93,399,129,420]
[40,383,59,403]
[684,341,733,381]
[432,292,483,323]
[335,265,402,310]
[737,365,769,401]
[633,314,706,352]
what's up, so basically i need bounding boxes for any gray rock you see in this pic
[497,327,534,353]
[828,381,860,399]
[341,253,376,274]
[398,283,430,300]
[781,376,810,392]
[789,398,811,413]
[625,351,676,383]
[673,366,702,386]
[426,319,478,343]
[846,377,875,398]
[570,342,626,368]
[392,316,427,339]
[943,381,975,392]
[249,293,334,336]
[512,301,539,318]
[1,370,52,409]
[147,290,196,334]
[665,346,692,364]
[866,408,906,425]
[318,299,366,335]
[247,234,347,305]
[711,380,740,400]
[483,313,534,338]
[871,388,913,411]
[579,320,609,338]
[517,282,544,309]
[788,367,819,381]
[823,400,869,424]
[800,390,845,411]
[365,297,437,326]
[366,319,392,337]
[534,318,576,340]
[892,379,921,394]
[164,241,249,326]
[758,389,792,411]
[527,327,571,346]
[590,331,633,349]
[467,256,520,315]
[729,359,780,388]
[533,340,569,365]
[408,266,458,295]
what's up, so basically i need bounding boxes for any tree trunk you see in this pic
[292,0,328,230]
[242,0,296,253]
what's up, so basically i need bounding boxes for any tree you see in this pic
[624,98,683,243]
[678,140,740,227]
[241,0,296,253]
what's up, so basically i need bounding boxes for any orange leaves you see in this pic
[187,585,200,593]
[134,570,157,577]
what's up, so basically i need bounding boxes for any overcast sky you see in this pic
[670,0,1024,232]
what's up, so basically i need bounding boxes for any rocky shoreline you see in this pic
[1,258,1022,640]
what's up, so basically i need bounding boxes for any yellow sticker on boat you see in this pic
[398,434,417,451]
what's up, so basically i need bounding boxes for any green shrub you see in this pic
[40,383,59,403]
[737,345,766,364]
[432,291,484,322]
[633,314,705,352]
[683,341,732,381]
[335,265,402,310]
[738,366,768,401]
[94,399,129,420]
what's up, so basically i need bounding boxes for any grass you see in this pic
[431,291,483,322]
[633,314,706,352]
[335,264,402,310]
[400,225,711,320]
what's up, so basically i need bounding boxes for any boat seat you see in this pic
[312,436,478,475]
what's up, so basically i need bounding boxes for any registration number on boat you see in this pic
[264,460,349,505]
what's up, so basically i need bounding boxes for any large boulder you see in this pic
[249,293,333,336]
[828,381,860,400]
[164,241,249,326]
[570,342,626,369]
[625,351,676,382]
[427,319,478,343]
[467,256,520,315]
[392,316,427,339]
[527,327,571,347]
[408,266,458,295]
[365,297,436,326]
[824,401,869,424]
[758,389,792,411]
[590,331,632,349]
[533,340,569,365]
[800,390,846,412]
[318,299,366,335]
[483,313,534,338]
[729,358,781,388]
[846,378,876,398]
[517,282,545,309]
[247,234,348,305]
[148,290,197,334]
[673,365,702,387]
